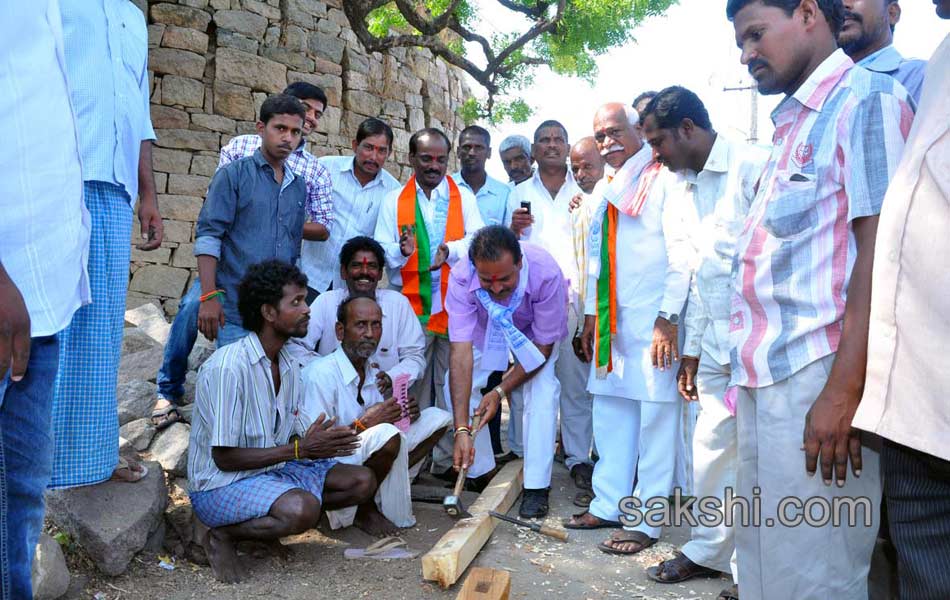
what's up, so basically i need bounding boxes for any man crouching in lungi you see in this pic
[187,260,376,582]
[447,225,568,518]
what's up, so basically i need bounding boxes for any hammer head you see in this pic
[443,494,469,518]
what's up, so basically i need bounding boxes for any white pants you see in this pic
[680,352,737,577]
[448,347,561,489]
[735,355,881,600]
[556,307,593,470]
[589,394,681,539]
[328,407,452,529]
[410,334,452,472]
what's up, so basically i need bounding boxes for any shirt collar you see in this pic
[529,165,576,197]
[779,49,854,116]
[858,44,903,73]
[701,134,730,174]
[416,176,449,201]
[454,171,503,197]
[252,149,295,185]
[332,345,376,387]
[245,332,293,374]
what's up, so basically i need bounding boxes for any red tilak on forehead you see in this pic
[490,274,498,283]
[362,256,368,267]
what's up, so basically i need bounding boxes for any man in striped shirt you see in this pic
[188,261,375,583]
[726,1,914,598]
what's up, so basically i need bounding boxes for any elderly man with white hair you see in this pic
[498,134,534,186]
[565,102,691,558]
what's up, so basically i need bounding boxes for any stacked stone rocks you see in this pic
[130,0,471,316]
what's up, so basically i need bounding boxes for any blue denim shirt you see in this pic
[452,171,513,226]
[195,150,306,325]
[858,44,926,104]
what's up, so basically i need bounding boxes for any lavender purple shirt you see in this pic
[446,243,568,347]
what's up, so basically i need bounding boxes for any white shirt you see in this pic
[584,151,692,401]
[853,35,950,461]
[680,136,769,366]
[510,168,583,305]
[306,156,400,292]
[373,176,485,314]
[286,288,426,383]
[0,0,90,337]
[300,346,386,428]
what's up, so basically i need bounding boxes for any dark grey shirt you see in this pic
[194,149,306,325]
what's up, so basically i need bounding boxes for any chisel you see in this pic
[488,510,570,542]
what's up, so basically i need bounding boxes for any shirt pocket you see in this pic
[762,174,818,240]
[118,14,149,84]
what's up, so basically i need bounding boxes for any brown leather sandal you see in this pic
[646,551,721,583]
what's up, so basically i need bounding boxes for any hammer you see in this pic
[489,511,570,542]
[443,413,482,519]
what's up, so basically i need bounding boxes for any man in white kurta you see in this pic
[566,103,690,556]
[508,120,594,487]
[373,128,484,475]
[286,235,425,385]
[639,87,768,591]
[300,296,452,531]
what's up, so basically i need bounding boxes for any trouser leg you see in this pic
[557,309,592,471]
[626,398,681,539]
[156,279,201,403]
[519,345,560,489]
[588,395,640,522]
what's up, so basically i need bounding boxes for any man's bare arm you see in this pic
[302,223,329,241]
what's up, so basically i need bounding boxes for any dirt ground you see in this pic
[63,461,730,600]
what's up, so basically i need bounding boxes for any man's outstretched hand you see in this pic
[301,413,360,459]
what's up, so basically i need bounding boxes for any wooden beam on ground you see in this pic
[455,567,511,600]
[422,460,524,589]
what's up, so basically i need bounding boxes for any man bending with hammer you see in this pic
[447,225,567,518]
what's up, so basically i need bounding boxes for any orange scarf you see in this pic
[397,175,464,336]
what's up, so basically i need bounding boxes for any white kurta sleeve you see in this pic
[682,276,708,358]
[658,177,692,317]
[383,296,427,384]
[299,363,342,429]
[374,188,410,271]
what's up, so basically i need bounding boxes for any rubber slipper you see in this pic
[597,530,656,555]
[573,490,593,508]
[563,511,621,530]
[646,551,721,583]
[111,457,148,483]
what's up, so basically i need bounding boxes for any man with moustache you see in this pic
[839,0,926,101]
[509,121,596,505]
[187,260,375,583]
[151,83,335,430]
[374,128,485,478]
[565,102,691,558]
[447,226,568,518]
[639,86,769,600]
[499,134,535,186]
[853,2,950,597]
[300,294,452,535]
[310,118,401,294]
[726,1,913,597]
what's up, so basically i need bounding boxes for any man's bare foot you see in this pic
[354,504,399,537]
[110,457,148,483]
[201,528,242,583]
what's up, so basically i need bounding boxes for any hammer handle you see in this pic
[537,525,570,542]
[452,413,482,497]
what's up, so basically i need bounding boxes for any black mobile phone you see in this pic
[520,200,531,215]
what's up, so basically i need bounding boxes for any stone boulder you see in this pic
[117,380,156,425]
[125,302,171,345]
[120,418,158,451]
[46,461,167,576]
[150,422,191,476]
[32,534,69,600]
[121,326,162,355]
[118,347,164,386]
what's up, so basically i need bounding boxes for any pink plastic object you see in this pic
[393,373,411,432]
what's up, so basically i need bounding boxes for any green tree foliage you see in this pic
[342,0,677,123]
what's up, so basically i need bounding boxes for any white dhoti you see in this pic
[680,351,737,577]
[735,355,881,600]
[556,307,592,470]
[328,407,452,530]
[588,394,682,539]
[447,347,561,488]
[410,333,453,472]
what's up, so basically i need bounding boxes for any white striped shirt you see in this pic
[0,0,90,337]
[306,156,401,292]
[188,333,306,493]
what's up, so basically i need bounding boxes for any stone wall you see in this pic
[129,0,471,316]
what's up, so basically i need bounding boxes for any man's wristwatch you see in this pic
[657,311,679,325]
[493,385,507,404]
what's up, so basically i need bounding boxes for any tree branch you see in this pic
[392,0,465,35]
[488,0,564,72]
[494,0,542,19]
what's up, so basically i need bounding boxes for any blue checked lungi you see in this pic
[190,459,337,528]
[49,181,133,489]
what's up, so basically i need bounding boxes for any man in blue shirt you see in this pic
[839,0,926,101]
[51,0,165,489]
[194,95,308,347]
[453,126,513,227]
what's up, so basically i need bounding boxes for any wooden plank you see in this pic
[455,567,511,600]
[422,460,524,588]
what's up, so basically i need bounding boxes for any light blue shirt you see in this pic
[60,0,156,202]
[858,44,926,104]
[453,171,513,227]
[1,0,90,337]
[308,156,401,292]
